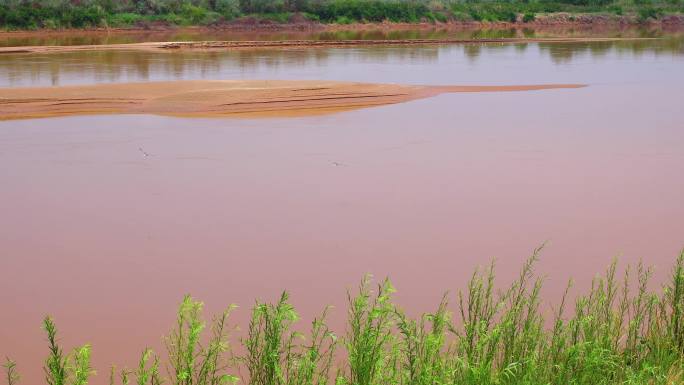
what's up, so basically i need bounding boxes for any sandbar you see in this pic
[0,80,586,120]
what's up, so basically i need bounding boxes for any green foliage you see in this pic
[339,276,399,385]
[42,316,95,385]
[523,12,535,22]
[459,4,517,22]
[2,358,20,385]
[395,295,450,385]
[307,0,431,23]
[335,15,353,24]
[215,0,241,18]
[243,291,337,385]
[638,5,664,20]
[106,12,144,26]
[44,317,68,385]
[0,0,682,29]
[133,348,161,385]
[69,345,94,385]
[165,295,238,385]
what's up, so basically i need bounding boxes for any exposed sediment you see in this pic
[0,37,659,54]
[0,80,585,120]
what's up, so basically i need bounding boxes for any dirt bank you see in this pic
[0,80,585,120]
[0,36,658,54]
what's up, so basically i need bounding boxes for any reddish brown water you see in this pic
[1,35,683,383]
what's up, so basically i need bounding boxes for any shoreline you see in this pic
[1,16,683,38]
[0,36,662,55]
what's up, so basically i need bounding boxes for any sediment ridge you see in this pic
[0,80,585,120]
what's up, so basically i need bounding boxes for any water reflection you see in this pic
[2,46,443,86]
[538,37,684,64]
[1,25,681,47]
[0,35,682,87]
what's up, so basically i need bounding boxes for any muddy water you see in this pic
[1,36,684,383]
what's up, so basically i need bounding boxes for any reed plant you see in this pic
[242,291,336,385]
[164,295,238,385]
[5,248,684,385]
[42,316,95,385]
[2,358,19,385]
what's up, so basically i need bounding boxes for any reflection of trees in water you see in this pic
[0,47,441,86]
[461,41,526,62]
[538,36,684,64]
[0,36,681,86]
[0,27,546,47]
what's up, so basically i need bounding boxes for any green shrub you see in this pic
[523,12,535,22]
[259,12,293,23]
[638,6,664,20]
[302,12,320,21]
[428,11,448,22]
[608,4,624,14]
[216,0,241,18]
[107,12,144,26]
[335,15,353,24]
[308,0,431,23]
[159,13,183,25]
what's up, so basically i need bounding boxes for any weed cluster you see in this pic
[3,249,684,385]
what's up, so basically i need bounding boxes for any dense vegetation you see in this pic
[3,249,684,385]
[0,0,683,30]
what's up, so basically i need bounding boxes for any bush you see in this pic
[107,12,144,26]
[459,4,517,22]
[523,12,535,22]
[302,12,320,21]
[216,0,241,18]
[638,6,663,20]
[428,11,448,22]
[308,0,431,23]
[180,3,209,24]
[608,4,624,14]
[335,15,353,24]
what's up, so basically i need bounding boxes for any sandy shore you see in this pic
[0,36,659,54]
[0,80,585,120]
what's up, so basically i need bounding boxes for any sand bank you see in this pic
[0,80,585,120]
[0,37,657,54]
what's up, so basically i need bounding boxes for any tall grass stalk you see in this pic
[42,316,94,385]
[243,291,336,385]
[165,295,238,385]
[3,358,20,385]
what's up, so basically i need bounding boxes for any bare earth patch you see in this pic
[0,80,585,120]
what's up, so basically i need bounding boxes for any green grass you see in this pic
[3,248,684,385]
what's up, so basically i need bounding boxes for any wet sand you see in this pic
[0,37,658,54]
[0,80,584,120]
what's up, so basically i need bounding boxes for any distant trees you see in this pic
[0,0,681,29]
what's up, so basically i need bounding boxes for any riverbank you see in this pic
[0,36,662,55]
